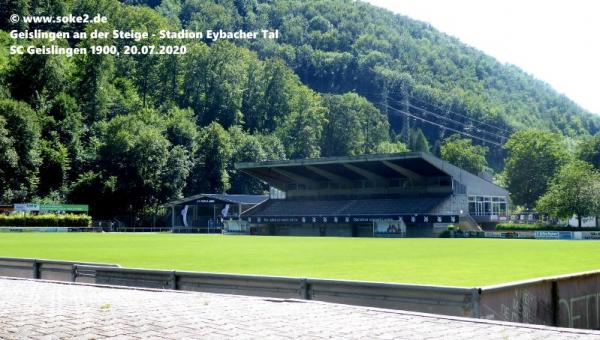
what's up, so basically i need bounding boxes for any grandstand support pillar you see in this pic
[238,204,241,221]
[401,91,410,144]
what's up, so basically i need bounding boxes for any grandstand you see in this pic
[233,152,509,237]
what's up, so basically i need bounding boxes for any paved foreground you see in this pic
[1,278,599,339]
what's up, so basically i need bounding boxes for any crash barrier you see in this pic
[0,257,119,283]
[479,271,600,329]
[452,230,600,240]
[1,257,600,329]
[90,266,478,316]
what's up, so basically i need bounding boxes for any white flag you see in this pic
[221,204,230,217]
[181,205,189,227]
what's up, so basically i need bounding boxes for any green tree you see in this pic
[409,128,430,153]
[74,51,116,123]
[37,140,70,197]
[7,49,72,109]
[114,6,170,107]
[188,122,232,194]
[537,160,600,227]
[503,129,569,208]
[0,99,41,201]
[92,110,184,222]
[164,107,198,154]
[1,0,30,31]
[228,127,269,194]
[181,41,250,128]
[67,171,117,218]
[228,126,285,194]
[157,0,182,23]
[321,92,389,157]
[440,134,488,174]
[276,87,326,158]
[253,58,293,132]
[160,145,192,202]
[577,134,600,170]
[374,141,409,154]
[44,92,86,178]
[0,115,19,201]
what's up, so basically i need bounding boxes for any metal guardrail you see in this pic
[0,257,476,317]
[88,265,476,316]
[306,278,478,317]
[2,257,600,329]
[478,270,600,329]
[0,257,119,283]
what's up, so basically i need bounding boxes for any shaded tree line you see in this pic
[0,0,405,223]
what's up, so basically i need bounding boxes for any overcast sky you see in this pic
[363,0,600,114]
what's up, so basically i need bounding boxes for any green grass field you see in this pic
[1,233,599,286]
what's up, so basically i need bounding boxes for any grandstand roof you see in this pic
[165,194,268,207]
[236,152,508,197]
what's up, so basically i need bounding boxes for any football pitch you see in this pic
[0,233,599,286]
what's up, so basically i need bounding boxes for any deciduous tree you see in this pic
[440,134,488,174]
[537,160,600,227]
[503,129,569,208]
[577,134,600,170]
[321,93,389,157]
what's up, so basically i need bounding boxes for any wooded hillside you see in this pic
[0,0,597,220]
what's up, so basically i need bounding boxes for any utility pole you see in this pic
[401,86,410,145]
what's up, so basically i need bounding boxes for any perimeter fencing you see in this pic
[451,230,600,240]
[1,257,599,330]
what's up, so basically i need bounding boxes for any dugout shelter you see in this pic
[166,194,267,233]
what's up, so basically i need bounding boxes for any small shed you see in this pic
[165,194,268,233]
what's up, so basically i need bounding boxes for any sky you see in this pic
[363,0,600,114]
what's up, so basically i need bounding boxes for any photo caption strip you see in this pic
[8,14,280,57]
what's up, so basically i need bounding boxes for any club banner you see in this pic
[243,215,459,225]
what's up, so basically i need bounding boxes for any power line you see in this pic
[380,101,504,147]
[358,89,512,135]
[405,102,507,142]
[362,92,507,144]
[407,95,512,134]
[383,96,508,141]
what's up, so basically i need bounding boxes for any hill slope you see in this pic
[0,0,597,215]
[165,0,599,140]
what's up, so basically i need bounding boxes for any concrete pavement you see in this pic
[1,277,599,339]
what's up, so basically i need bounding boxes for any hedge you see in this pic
[496,222,600,231]
[0,214,91,227]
